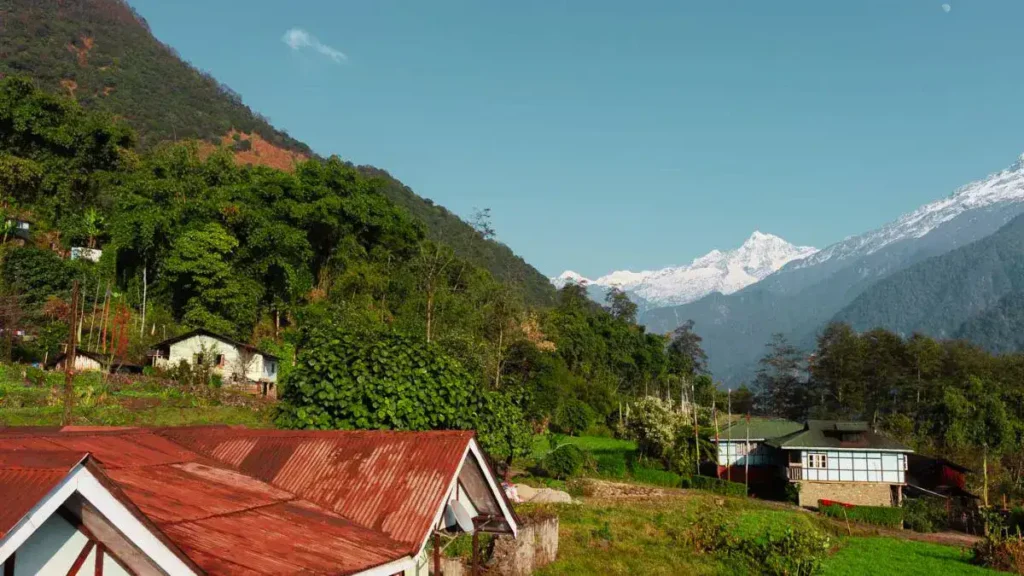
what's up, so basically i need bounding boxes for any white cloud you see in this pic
[282,28,347,63]
[941,3,951,13]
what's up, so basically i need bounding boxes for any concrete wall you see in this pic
[489,517,559,576]
[797,481,896,508]
[154,335,277,382]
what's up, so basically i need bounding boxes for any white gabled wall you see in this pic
[11,513,87,576]
[798,450,907,483]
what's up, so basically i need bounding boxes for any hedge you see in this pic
[819,501,903,528]
[631,467,684,487]
[685,475,748,497]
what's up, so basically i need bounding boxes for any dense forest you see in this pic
[0,76,705,462]
[753,323,1024,500]
[834,212,1024,345]
[0,0,555,305]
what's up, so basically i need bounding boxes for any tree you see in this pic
[605,287,638,324]
[666,320,708,377]
[470,207,496,240]
[810,322,864,418]
[754,333,807,420]
[162,222,260,338]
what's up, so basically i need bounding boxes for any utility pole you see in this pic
[140,262,147,338]
[691,378,699,476]
[62,280,79,426]
[727,389,732,483]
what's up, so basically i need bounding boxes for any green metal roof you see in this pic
[716,418,803,442]
[766,420,912,452]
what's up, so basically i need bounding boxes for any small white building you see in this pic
[149,329,279,384]
[47,348,143,374]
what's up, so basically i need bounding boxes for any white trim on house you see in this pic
[467,438,518,537]
[354,555,416,576]
[416,438,519,557]
[0,463,198,575]
[782,447,913,453]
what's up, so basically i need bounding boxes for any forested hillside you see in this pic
[0,0,554,305]
[833,213,1024,347]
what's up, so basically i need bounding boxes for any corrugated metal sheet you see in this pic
[0,427,485,574]
[159,428,474,552]
[0,450,86,538]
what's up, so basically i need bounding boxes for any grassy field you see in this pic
[0,363,274,427]
[529,493,996,576]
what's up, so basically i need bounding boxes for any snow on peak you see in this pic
[552,232,817,307]
[551,270,592,288]
[798,153,1024,268]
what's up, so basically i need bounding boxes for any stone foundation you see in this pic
[489,517,559,576]
[797,481,896,508]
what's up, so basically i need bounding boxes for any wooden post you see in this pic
[983,443,989,508]
[62,280,79,426]
[433,533,441,576]
[745,412,750,492]
[726,389,732,483]
[691,378,699,476]
[471,527,479,576]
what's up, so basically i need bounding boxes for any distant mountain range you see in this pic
[553,232,817,309]
[635,153,1024,384]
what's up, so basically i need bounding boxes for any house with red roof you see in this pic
[0,426,518,575]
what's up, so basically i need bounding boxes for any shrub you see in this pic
[626,396,683,461]
[690,475,747,497]
[556,399,594,436]
[543,444,586,479]
[24,366,47,387]
[566,477,596,497]
[733,526,832,576]
[819,501,903,528]
[902,497,948,533]
[973,533,1024,573]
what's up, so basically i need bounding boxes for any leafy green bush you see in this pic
[731,526,832,576]
[543,444,586,479]
[556,399,594,436]
[819,502,903,528]
[626,396,683,460]
[275,324,531,462]
[689,475,747,497]
[902,497,948,533]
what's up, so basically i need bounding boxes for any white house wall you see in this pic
[72,355,103,373]
[799,450,906,484]
[156,335,275,382]
[717,441,776,466]
[11,513,88,576]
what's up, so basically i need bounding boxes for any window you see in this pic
[215,354,226,367]
[808,453,828,469]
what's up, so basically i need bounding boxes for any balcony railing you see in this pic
[787,465,803,481]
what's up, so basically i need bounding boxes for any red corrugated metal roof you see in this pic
[0,450,87,539]
[158,427,475,552]
[0,427,489,574]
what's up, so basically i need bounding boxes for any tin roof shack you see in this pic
[767,420,913,508]
[712,418,802,486]
[0,426,518,576]
[149,329,280,392]
[46,347,144,374]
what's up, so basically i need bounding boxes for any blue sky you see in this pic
[128,0,1024,278]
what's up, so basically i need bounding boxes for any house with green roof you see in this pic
[712,419,913,508]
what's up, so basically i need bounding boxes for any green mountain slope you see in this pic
[0,0,554,305]
[832,213,1024,345]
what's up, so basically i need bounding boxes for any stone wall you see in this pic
[489,517,559,576]
[797,481,896,508]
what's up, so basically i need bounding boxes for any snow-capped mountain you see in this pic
[797,153,1024,268]
[552,232,818,307]
[640,152,1024,386]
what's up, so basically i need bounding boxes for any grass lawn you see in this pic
[821,537,994,576]
[529,433,637,460]
[526,489,998,576]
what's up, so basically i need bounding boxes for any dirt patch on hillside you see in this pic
[221,130,307,171]
[60,79,78,99]
[66,35,94,67]
[585,479,696,501]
